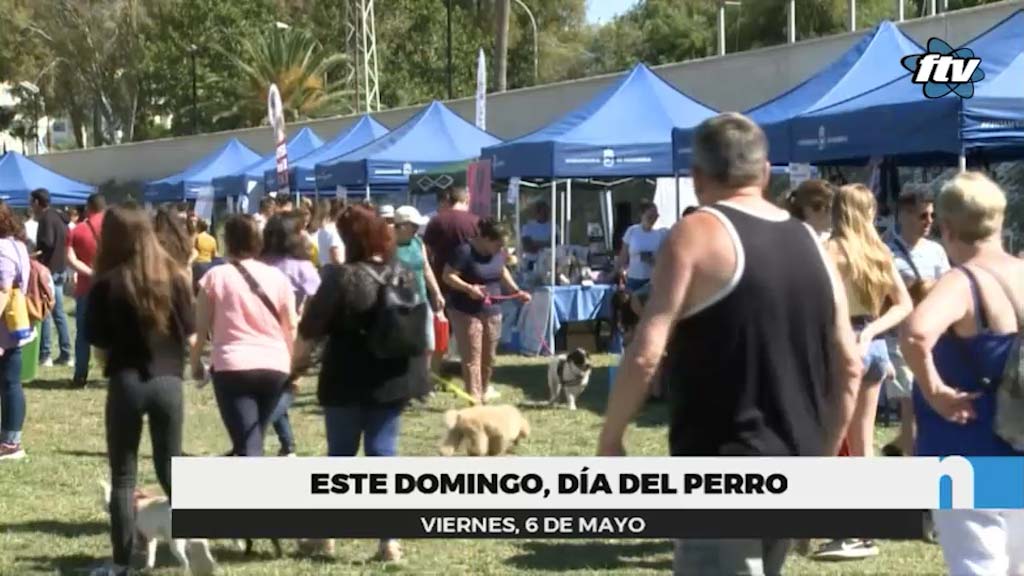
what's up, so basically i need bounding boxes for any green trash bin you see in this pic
[20,322,40,383]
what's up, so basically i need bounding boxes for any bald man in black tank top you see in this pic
[598,114,862,576]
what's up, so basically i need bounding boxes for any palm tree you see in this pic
[216,27,352,126]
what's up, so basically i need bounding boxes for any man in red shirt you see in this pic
[423,186,479,285]
[67,193,106,387]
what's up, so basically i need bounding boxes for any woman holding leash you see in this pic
[443,219,530,405]
[85,205,201,576]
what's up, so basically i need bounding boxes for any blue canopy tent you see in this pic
[144,138,261,203]
[671,21,921,170]
[212,127,323,200]
[485,63,717,180]
[269,115,388,195]
[0,152,94,207]
[314,101,501,196]
[789,10,1024,166]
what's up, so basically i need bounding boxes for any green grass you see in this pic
[0,343,945,575]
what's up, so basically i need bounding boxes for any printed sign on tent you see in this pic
[788,163,813,189]
[195,186,215,222]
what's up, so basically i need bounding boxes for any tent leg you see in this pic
[958,154,967,172]
[566,180,572,244]
[496,192,502,221]
[515,184,522,268]
[365,183,370,201]
[550,180,557,287]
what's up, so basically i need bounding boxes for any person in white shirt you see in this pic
[23,211,38,249]
[617,201,669,292]
[882,185,951,458]
[316,199,346,268]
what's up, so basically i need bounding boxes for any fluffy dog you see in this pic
[439,405,530,456]
[547,348,593,410]
[98,481,216,575]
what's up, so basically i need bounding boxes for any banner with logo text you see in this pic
[171,457,1024,540]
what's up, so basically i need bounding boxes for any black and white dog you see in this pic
[547,348,593,411]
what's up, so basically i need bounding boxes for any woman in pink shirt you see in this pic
[190,215,297,456]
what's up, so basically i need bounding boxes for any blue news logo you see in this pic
[902,38,985,99]
[936,456,1024,509]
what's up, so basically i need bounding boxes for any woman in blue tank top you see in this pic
[902,172,1023,576]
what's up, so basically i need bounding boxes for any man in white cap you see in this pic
[379,204,395,225]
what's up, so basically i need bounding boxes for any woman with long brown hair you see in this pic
[85,205,200,576]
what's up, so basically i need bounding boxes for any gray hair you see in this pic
[692,113,769,187]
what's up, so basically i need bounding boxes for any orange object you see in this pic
[433,314,450,355]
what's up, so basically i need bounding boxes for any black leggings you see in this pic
[212,369,288,457]
[105,371,184,566]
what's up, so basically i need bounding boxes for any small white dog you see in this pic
[547,348,593,411]
[98,481,216,575]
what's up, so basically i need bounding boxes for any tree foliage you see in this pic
[0,0,1010,147]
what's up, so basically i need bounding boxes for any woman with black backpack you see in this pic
[293,204,425,563]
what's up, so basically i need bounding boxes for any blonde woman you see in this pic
[902,172,1023,576]
[814,184,912,561]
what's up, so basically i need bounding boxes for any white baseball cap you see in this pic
[378,205,395,219]
[394,205,429,226]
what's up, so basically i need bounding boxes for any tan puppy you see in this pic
[439,405,530,456]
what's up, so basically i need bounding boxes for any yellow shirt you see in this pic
[194,232,217,264]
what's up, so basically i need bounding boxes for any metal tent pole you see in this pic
[365,183,370,201]
[550,180,556,286]
[675,173,681,222]
[958,154,967,172]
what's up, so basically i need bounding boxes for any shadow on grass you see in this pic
[492,363,669,429]
[23,378,96,391]
[18,553,105,575]
[5,519,107,537]
[506,540,673,572]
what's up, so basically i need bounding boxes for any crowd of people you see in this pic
[0,111,1020,576]
[600,113,1023,576]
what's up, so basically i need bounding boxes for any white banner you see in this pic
[194,186,214,222]
[475,48,487,130]
[171,456,1024,511]
[788,163,813,189]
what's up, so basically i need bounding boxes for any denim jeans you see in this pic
[0,347,25,444]
[40,271,71,362]
[323,404,402,457]
[74,294,90,381]
[268,389,296,453]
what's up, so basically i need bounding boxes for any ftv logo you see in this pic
[902,38,985,99]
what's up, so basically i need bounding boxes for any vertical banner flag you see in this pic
[476,49,487,130]
[267,84,291,202]
[468,160,493,218]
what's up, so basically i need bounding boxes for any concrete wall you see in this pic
[32,0,1024,186]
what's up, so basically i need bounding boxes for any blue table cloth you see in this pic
[502,284,615,356]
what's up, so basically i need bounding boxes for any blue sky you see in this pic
[586,0,639,24]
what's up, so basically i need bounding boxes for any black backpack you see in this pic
[359,263,428,359]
